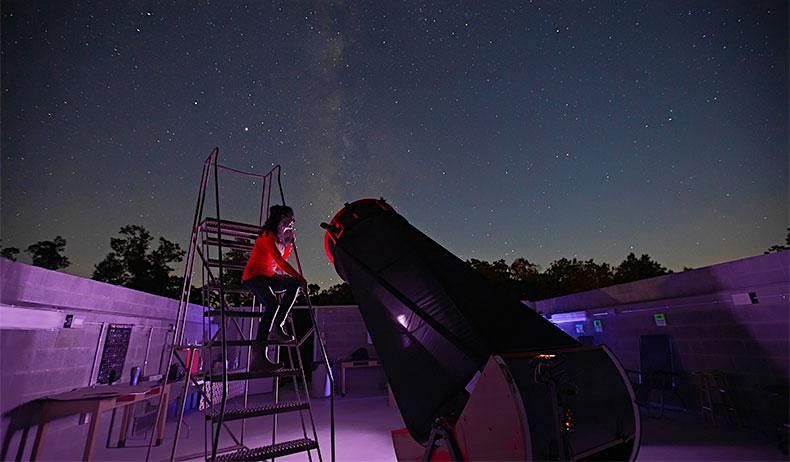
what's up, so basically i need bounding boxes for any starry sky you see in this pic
[2,1,787,289]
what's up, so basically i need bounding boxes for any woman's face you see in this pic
[279,213,295,232]
[277,213,295,243]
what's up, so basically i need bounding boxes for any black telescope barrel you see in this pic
[323,198,579,443]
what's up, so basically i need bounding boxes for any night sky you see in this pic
[2,1,787,289]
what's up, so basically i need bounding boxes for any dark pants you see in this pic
[243,275,300,343]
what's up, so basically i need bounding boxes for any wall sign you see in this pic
[593,319,603,333]
[574,323,584,334]
[97,324,133,384]
[653,313,667,327]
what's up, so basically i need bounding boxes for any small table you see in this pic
[339,359,381,395]
[30,381,173,461]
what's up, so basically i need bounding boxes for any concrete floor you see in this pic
[34,390,787,461]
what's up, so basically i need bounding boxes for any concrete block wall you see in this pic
[534,251,789,428]
[313,305,375,362]
[0,258,203,460]
[312,305,386,395]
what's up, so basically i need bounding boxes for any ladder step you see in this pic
[203,338,298,348]
[203,237,254,251]
[204,339,257,347]
[205,368,301,382]
[215,438,318,461]
[171,344,202,349]
[200,218,262,239]
[206,400,310,422]
[205,309,265,318]
[205,283,248,294]
[205,259,246,271]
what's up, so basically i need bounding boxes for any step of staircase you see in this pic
[205,259,246,271]
[204,283,248,294]
[214,438,318,461]
[203,237,254,251]
[200,218,261,239]
[203,338,298,348]
[206,400,309,422]
[204,309,265,318]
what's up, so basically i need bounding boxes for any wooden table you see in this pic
[29,381,173,461]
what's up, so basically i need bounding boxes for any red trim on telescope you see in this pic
[323,198,394,265]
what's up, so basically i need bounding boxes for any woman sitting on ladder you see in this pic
[242,204,307,372]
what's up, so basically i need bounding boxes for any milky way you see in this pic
[2,1,787,288]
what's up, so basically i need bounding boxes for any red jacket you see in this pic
[242,231,300,281]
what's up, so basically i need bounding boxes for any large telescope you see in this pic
[322,198,640,461]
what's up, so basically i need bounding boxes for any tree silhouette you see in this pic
[209,248,253,308]
[307,283,321,298]
[765,228,790,254]
[543,258,613,298]
[92,225,184,298]
[613,253,671,284]
[296,283,322,305]
[510,257,540,281]
[509,257,545,300]
[311,252,673,304]
[26,236,70,270]
[0,241,20,261]
[466,258,512,285]
[311,282,355,305]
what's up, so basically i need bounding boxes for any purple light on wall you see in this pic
[550,310,588,324]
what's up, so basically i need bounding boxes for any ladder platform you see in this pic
[205,368,301,382]
[205,259,246,271]
[206,400,310,422]
[214,438,318,462]
[200,218,261,239]
[203,237,254,251]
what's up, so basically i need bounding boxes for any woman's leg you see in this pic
[266,275,301,338]
[242,277,284,371]
[243,276,279,343]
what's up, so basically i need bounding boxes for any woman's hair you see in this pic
[262,205,293,234]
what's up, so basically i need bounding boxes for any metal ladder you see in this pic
[147,148,335,462]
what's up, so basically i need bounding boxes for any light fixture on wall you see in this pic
[731,292,759,305]
[0,305,64,330]
[549,310,588,324]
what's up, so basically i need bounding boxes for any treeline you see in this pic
[309,253,672,305]
[311,226,789,304]
[3,226,788,303]
[1,226,184,298]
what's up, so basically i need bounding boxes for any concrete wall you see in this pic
[313,305,374,362]
[313,305,386,395]
[533,251,789,428]
[307,253,789,412]
[0,258,203,460]
[2,249,786,455]
[0,260,383,457]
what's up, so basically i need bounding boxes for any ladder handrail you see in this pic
[291,245,336,462]
[210,154,229,462]
[279,167,336,462]
[146,147,216,462]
